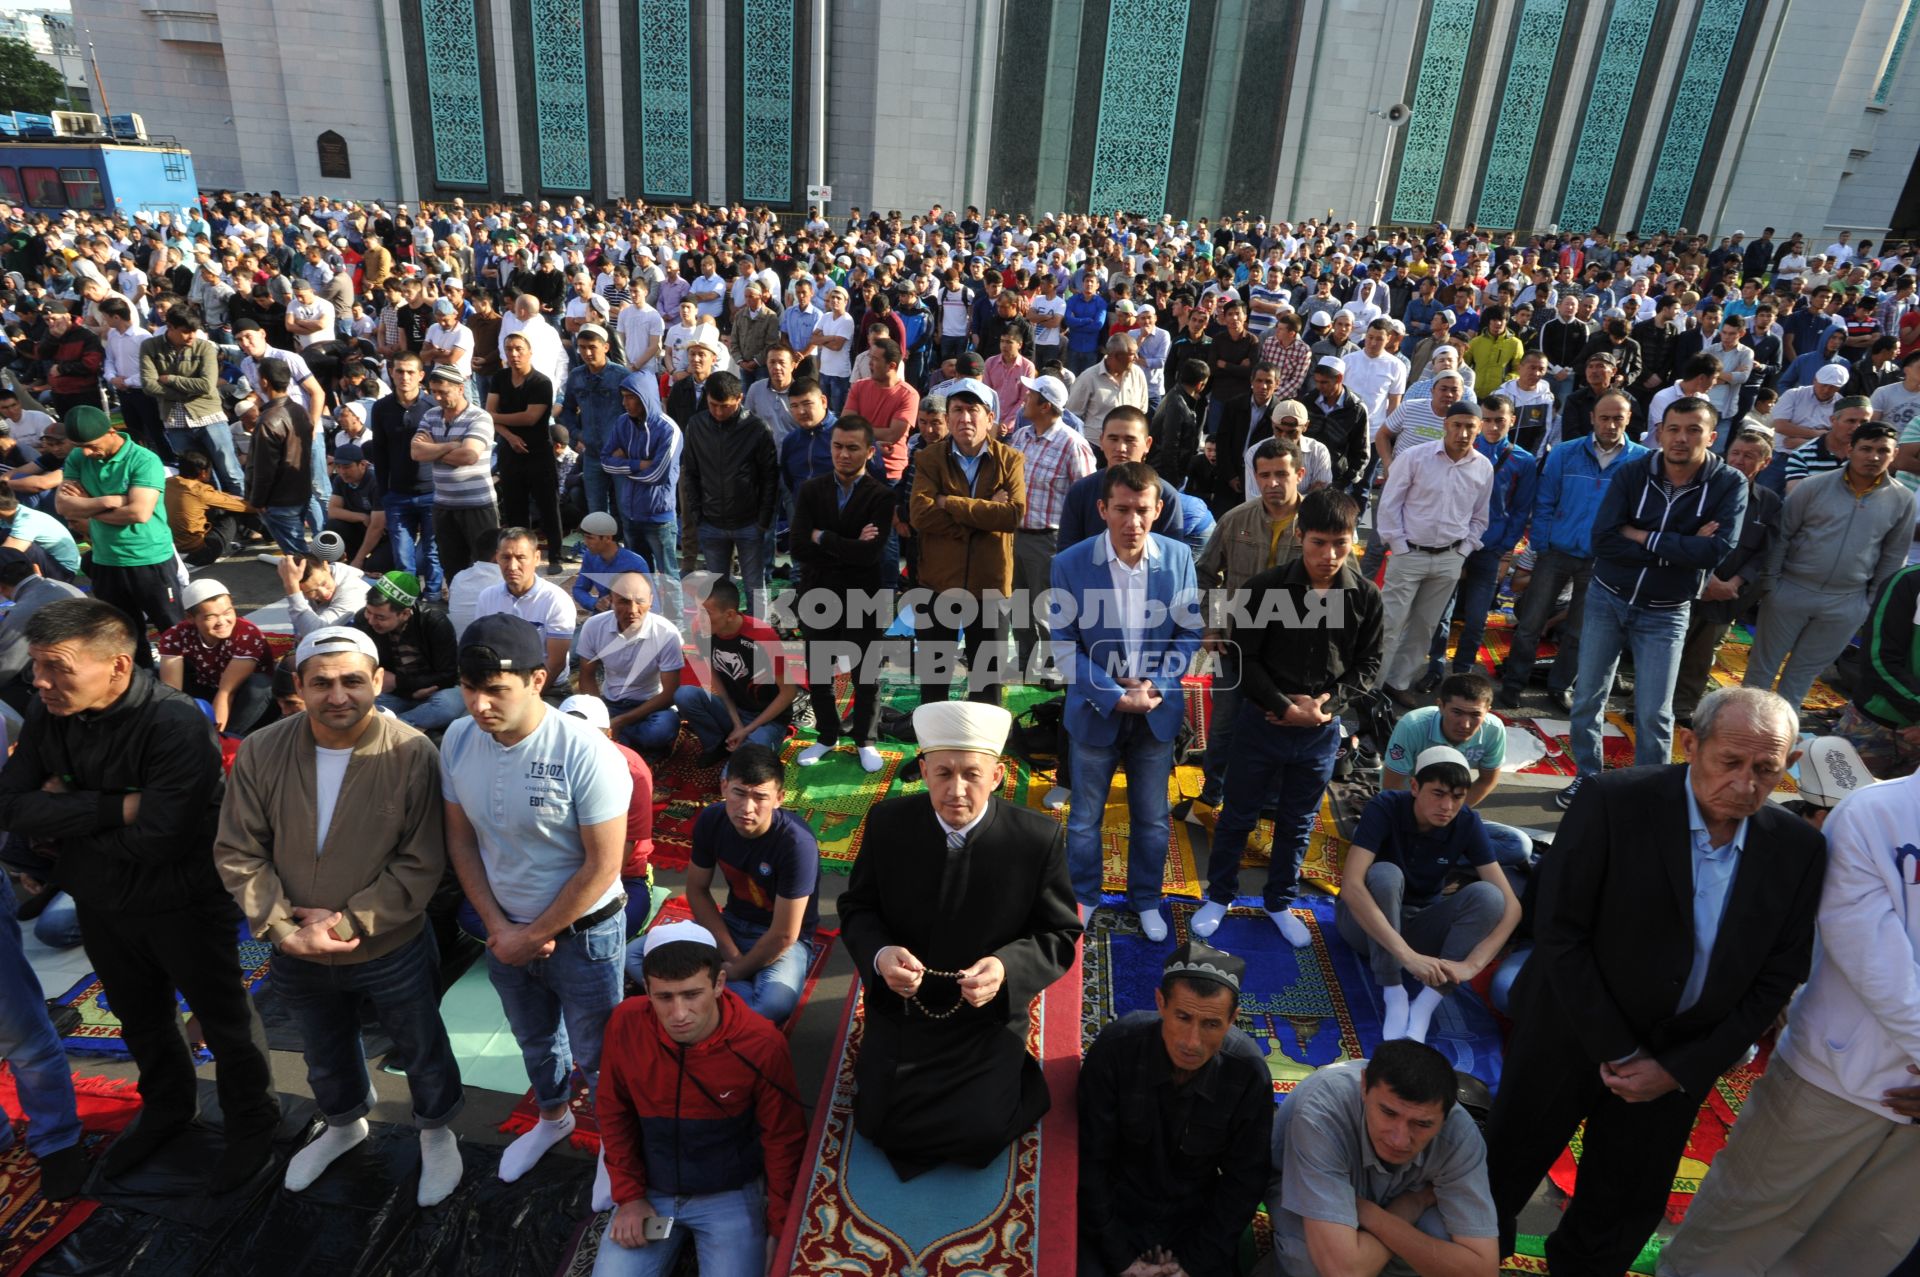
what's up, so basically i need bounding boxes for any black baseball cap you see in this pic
[458,614,545,675]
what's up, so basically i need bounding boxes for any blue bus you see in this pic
[0,136,198,220]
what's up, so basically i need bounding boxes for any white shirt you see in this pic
[1092,529,1157,680]
[617,300,666,372]
[448,563,504,638]
[1342,349,1407,420]
[574,608,684,700]
[1773,385,1838,444]
[1244,433,1333,496]
[475,575,577,641]
[691,272,727,319]
[424,321,475,373]
[1065,362,1150,444]
[4,408,53,451]
[313,745,354,849]
[104,324,151,389]
[1031,295,1066,346]
[1375,438,1495,554]
[289,297,336,349]
[814,311,855,378]
[664,319,718,373]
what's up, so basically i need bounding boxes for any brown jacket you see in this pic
[214,710,445,964]
[909,436,1026,595]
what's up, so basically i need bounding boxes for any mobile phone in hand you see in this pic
[644,1216,674,1241]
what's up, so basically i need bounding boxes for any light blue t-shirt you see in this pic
[439,706,634,924]
[1384,705,1506,776]
[0,504,80,573]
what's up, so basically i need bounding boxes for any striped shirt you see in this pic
[422,402,497,508]
[1383,397,1448,448]
[1783,437,1846,486]
[1010,420,1097,530]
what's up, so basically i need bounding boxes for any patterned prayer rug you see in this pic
[497,897,839,1151]
[0,1069,142,1276]
[48,933,275,1062]
[1017,764,1203,899]
[1502,1232,1663,1275]
[1079,896,1504,1096]
[1234,793,1352,896]
[1549,1046,1770,1226]
[778,736,908,869]
[774,959,1082,1277]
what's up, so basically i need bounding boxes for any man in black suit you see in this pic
[790,414,896,772]
[839,699,1081,1179]
[1484,686,1824,1276]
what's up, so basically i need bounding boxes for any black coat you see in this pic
[1696,482,1781,624]
[840,793,1080,1169]
[1211,395,1279,510]
[790,471,895,593]
[0,673,226,913]
[1305,388,1371,489]
[1513,764,1824,1095]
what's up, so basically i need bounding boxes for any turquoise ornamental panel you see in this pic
[1389,0,1480,226]
[1086,0,1192,217]
[1637,0,1749,233]
[530,0,592,191]
[742,0,794,204]
[1558,0,1659,231]
[1476,0,1570,229]
[421,0,489,187]
[637,0,694,198]
[1877,0,1917,104]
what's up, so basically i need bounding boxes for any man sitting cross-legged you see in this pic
[1336,746,1522,1044]
[1255,1041,1500,1277]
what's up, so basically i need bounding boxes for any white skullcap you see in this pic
[643,920,718,957]
[559,694,611,730]
[182,578,230,611]
[1414,745,1471,773]
[912,701,1013,757]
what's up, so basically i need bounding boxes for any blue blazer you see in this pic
[1050,531,1202,746]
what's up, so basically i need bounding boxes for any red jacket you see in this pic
[597,987,806,1236]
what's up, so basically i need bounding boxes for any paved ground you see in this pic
[52,545,1578,1251]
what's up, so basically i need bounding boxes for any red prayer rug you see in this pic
[0,1069,142,1277]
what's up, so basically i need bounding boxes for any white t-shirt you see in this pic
[474,576,577,642]
[314,745,354,849]
[814,312,855,378]
[574,609,684,701]
[664,319,718,373]
[1342,349,1408,421]
[6,409,53,451]
[618,301,666,372]
[424,321,475,373]
[1031,295,1066,347]
[692,272,727,320]
[448,563,504,639]
[289,297,336,348]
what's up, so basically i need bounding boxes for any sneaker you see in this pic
[1185,797,1219,829]
[1042,786,1069,811]
[1494,685,1523,711]
[1549,688,1574,714]
[1553,775,1587,811]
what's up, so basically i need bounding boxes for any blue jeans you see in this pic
[262,504,311,555]
[673,686,787,753]
[591,1180,766,1277]
[627,520,681,622]
[307,432,331,533]
[1203,711,1339,911]
[34,890,82,949]
[1484,822,1536,892]
[1066,715,1175,911]
[1067,347,1101,376]
[164,419,245,495]
[821,374,850,415]
[271,927,464,1127]
[375,686,467,731]
[606,697,681,752]
[1489,944,1532,1015]
[1428,544,1503,672]
[1569,584,1689,776]
[485,912,625,1108]
[0,874,80,1158]
[582,449,611,517]
[697,523,771,614]
[383,490,444,598]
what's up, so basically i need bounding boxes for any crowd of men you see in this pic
[0,191,1916,1277]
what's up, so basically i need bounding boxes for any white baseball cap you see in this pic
[559,694,612,730]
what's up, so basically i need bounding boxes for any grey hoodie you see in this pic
[1763,466,1917,599]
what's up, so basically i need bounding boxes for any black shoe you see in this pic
[1494,685,1523,711]
[206,1126,275,1195]
[37,1143,89,1200]
[1413,666,1444,694]
[99,1114,189,1180]
[13,884,55,922]
[695,744,731,768]
[1553,775,1587,811]
[1549,688,1574,714]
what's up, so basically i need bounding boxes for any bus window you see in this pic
[0,168,20,204]
[20,166,61,208]
[59,168,103,210]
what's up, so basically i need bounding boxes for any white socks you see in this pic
[285,1117,369,1192]
[858,746,884,773]
[1190,900,1228,938]
[591,1147,614,1212]
[1405,987,1445,1044]
[1269,908,1312,949]
[418,1126,462,1207]
[796,742,832,766]
[1136,908,1168,943]
[1381,985,1411,1042]
[499,1109,575,1182]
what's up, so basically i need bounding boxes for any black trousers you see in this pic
[495,437,563,563]
[801,614,887,746]
[75,893,279,1137]
[1485,999,1702,1277]
[432,502,500,581]
[182,513,240,567]
[915,590,1009,708]
[89,560,182,668]
[117,386,171,460]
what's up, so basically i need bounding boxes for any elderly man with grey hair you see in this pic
[1484,686,1826,1277]
[1065,331,1150,447]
